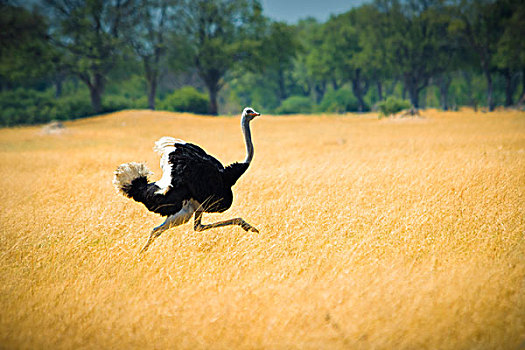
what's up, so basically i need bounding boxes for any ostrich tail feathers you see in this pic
[113,162,153,197]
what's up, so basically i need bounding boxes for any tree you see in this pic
[321,13,369,111]
[384,0,454,109]
[130,0,183,110]
[449,0,506,111]
[258,21,299,102]
[353,3,394,103]
[298,18,331,103]
[44,0,137,113]
[329,12,370,111]
[0,3,53,91]
[185,0,262,115]
[493,0,525,105]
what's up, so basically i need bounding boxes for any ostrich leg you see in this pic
[140,203,195,253]
[193,210,259,233]
[140,221,169,254]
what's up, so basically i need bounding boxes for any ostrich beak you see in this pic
[252,112,260,117]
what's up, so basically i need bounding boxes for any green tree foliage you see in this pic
[185,0,263,115]
[381,0,455,108]
[493,0,525,105]
[321,11,369,110]
[0,0,523,127]
[129,0,184,110]
[0,3,53,90]
[351,5,389,103]
[229,18,303,112]
[44,0,137,113]
[449,0,513,110]
[257,21,299,102]
[292,19,323,101]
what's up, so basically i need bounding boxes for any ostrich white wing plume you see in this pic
[153,137,186,195]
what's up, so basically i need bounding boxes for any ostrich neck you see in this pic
[241,117,254,164]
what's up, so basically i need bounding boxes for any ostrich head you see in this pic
[242,107,260,121]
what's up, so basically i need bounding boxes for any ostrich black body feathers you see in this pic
[165,142,248,213]
[116,142,249,216]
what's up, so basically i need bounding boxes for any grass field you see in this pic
[0,109,524,349]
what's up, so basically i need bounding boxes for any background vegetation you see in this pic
[0,0,524,126]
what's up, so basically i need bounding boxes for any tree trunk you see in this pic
[351,69,368,112]
[438,75,452,111]
[503,69,513,107]
[420,88,427,109]
[351,79,364,112]
[462,70,477,111]
[278,68,287,101]
[440,83,448,111]
[331,79,339,90]
[520,69,525,104]
[376,80,383,101]
[144,58,157,110]
[89,86,103,114]
[81,72,105,114]
[146,67,157,110]
[314,81,326,104]
[405,77,419,109]
[147,81,157,110]
[409,87,419,109]
[207,85,219,115]
[482,65,495,111]
[54,77,63,98]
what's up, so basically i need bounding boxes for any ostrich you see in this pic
[113,107,261,253]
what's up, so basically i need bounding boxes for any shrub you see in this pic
[132,96,155,109]
[159,87,209,114]
[276,96,313,114]
[318,89,362,113]
[102,95,134,113]
[377,97,412,117]
[55,93,93,119]
[0,89,56,126]
[0,88,98,126]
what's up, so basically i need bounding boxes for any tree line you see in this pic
[0,0,524,126]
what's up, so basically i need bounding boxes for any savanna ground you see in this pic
[0,109,524,349]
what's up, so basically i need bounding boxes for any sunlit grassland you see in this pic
[0,109,524,349]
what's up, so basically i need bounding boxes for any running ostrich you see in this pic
[113,107,261,253]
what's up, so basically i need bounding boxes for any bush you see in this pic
[132,96,155,109]
[103,95,134,113]
[55,93,93,119]
[0,89,58,126]
[276,96,313,114]
[0,86,211,127]
[318,89,363,113]
[159,87,209,114]
[0,88,98,126]
[377,96,412,117]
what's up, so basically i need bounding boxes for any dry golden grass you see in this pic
[0,109,524,349]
